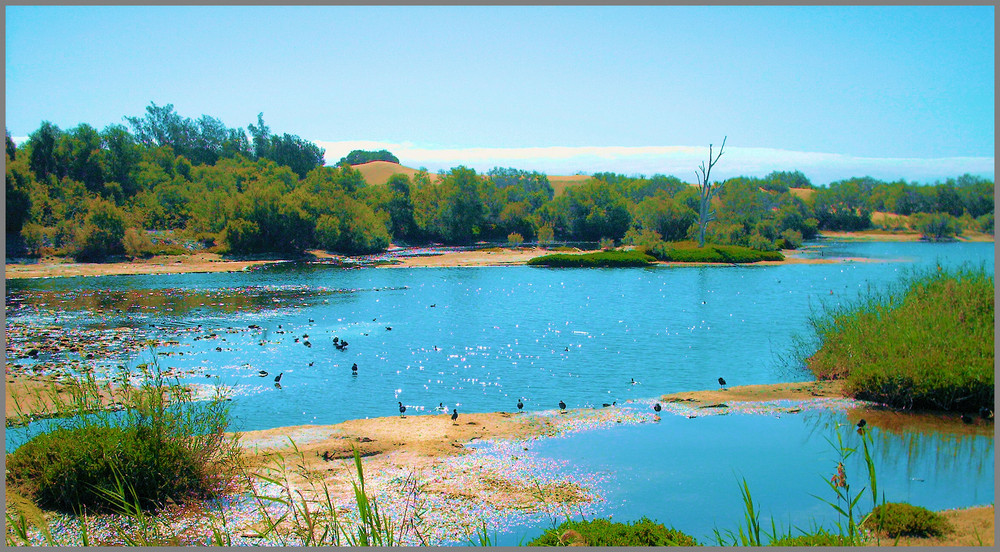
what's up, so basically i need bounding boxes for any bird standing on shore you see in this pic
[517,398,524,412]
[718,377,727,389]
[398,401,407,418]
[559,400,567,412]
[451,409,459,424]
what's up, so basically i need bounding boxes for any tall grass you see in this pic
[6,353,243,515]
[806,264,993,412]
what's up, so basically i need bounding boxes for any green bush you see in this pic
[649,241,784,263]
[6,424,212,513]
[807,265,994,411]
[768,528,853,546]
[862,502,952,538]
[527,250,654,267]
[527,517,699,546]
[5,363,241,515]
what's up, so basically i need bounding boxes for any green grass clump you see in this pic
[6,424,214,513]
[648,240,784,263]
[862,502,953,538]
[5,360,242,515]
[527,249,655,267]
[807,265,994,411]
[768,528,854,546]
[527,517,699,546]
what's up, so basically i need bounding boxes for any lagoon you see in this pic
[4,240,994,543]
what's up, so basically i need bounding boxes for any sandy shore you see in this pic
[4,252,285,280]
[6,229,994,280]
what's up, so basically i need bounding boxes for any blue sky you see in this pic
[5,5,994,184]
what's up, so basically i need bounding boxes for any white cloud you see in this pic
[314,140,994,185]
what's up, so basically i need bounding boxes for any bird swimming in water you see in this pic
[602,401,616,407]
[333,336,339,344]
[386,326,392,331]
[559,400,567,411]
[258,370,268,377]
[308,362,314,366]
[718,377,727,389]
[653,403,662,413]
[451,409,459,424]
[630,378,638,385]
[398,401,406,417]
[274,372,283,383]
[517,398,524,412]
[435,402,446,412]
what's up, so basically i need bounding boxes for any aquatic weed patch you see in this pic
[807,264,994,412]
[526,250,655,267]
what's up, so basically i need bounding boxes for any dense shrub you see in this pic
[807,265,994,411]
[527,517,699,546]
[862,502,952,538]
[648,241,784,263]
[912,212,962,241]
[5,364,241,515]
[6,424,213,513]
[526,250,654,267]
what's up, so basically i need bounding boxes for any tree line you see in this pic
[5,105,994,261]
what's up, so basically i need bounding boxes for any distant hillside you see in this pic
[354,161,439,185]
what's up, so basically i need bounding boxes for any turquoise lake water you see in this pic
[4,240,994,543]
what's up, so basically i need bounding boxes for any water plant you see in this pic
[526,249,655,267]
[6,354,243,515]
[806,264,994,412]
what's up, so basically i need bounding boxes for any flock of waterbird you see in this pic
[247,315,995,427]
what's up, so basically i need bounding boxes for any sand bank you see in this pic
[4,252,284,280]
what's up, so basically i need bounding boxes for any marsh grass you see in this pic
[526,249,655,267]
[6,353,243,517]
[806,264,994,412]
[647,240,784,263]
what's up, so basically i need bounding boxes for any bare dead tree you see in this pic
[695,136,727,248]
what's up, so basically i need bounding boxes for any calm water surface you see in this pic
[5,240,994,543]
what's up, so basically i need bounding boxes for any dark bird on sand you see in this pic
[517,399,524,412]
[451,409,459,423]
[718,377,727,389]
[274,372,283,383]
[654,403,662,413]
[559,400,567,411]
[398,401,406,417]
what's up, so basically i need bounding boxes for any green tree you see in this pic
[74,198,127,261]
[339,149,400,165]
